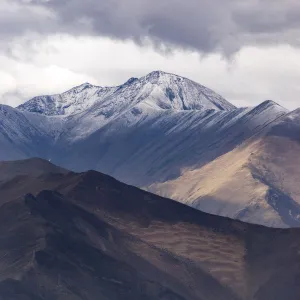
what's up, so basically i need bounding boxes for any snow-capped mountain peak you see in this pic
[70,82,97,91]
[139,70,235,111]
[17,71,235,116]
[123,77,139,86]
[17,82,117,116]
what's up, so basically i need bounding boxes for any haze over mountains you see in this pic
[1,70,300,227]
[1,158,300,300]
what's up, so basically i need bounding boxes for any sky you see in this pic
[1,0,300,109]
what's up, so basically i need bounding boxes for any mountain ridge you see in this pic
[17,71,235,116]
[0,158,300,299]
[0,70,295,227]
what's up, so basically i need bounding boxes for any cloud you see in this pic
[3,0,300,54]
[1,35,300,109]
[0,0,56,38]
[0,51,97,106]
[1,1,300,110]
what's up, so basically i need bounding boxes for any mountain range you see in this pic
[1,70,299,227]
[0,158,300,300]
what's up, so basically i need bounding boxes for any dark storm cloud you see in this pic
[4,0,300,53]
[0,1,55,38]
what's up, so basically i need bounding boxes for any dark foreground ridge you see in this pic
[0,158,300,300]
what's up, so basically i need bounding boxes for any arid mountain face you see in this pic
[150,109,300,228]
[0,158,300,300]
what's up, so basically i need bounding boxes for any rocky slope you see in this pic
[1,158,300,300]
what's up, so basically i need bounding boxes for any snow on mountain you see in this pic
[18,83,117,116]
[17,70,237,143]
[0,105,44,160]
[0,104,66,160]
[0,70,294,227]
[18,71,235,117]
[60,99,286,186]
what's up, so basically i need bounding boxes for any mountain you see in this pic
[18,71,235,116]
[0,157,67,182]
[1,158,300,300]
[0,70,294,227]
[149,108,300,228]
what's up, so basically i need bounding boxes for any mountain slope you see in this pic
[50,99,287,187]
[150,108,300,227]
[1,158,300,299]
[0,104,66,160]
[0,105,48,160]
[0,157,68,182]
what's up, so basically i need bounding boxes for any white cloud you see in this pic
[1,35,300,109]
[0,50,96,106]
